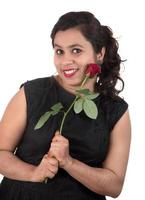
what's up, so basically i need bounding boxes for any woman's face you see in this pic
[53,27,97,87]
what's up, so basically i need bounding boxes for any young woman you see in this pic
[0,11,131,199]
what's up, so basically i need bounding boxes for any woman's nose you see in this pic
[61,53,74,66]
[62,60,74,66]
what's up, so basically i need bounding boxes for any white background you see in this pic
[0,0,144,199]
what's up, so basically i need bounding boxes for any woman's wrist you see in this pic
[62,156,75,171]
[29,166,39,182]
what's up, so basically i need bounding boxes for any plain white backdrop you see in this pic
[0,0,144,199]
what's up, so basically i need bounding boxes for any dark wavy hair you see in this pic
[51,11,125,99]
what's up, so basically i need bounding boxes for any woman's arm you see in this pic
[0,87,58,182]
[49,110,131,198]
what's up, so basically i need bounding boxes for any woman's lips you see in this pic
[63,68,78,78]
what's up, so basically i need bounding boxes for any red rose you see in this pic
[85,63,101,78]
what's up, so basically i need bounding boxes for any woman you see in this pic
[0,11,131,199]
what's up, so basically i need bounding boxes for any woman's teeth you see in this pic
[64,69,77,74]
[63,69,78,78]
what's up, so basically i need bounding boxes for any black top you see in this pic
[0,76,128,200]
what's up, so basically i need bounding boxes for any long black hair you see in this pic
[51,11,125,99]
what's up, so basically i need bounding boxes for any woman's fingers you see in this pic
[47,162,58,174]
[52,132,67,142]
[33,155,59,182]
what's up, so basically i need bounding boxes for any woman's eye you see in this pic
[56,49,63,55]
[72,48,82,54]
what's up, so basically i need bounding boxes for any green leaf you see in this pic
[74,98,83,114]
[34,111,51,130]
[51,102,63,112]
[85,93,100,100]
[83,99,98,119]
[76,88,91,95]
[51,109,61,116]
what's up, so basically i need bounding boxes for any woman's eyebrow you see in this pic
[54,43,84,49]
[54,44,62,48]
[68,44,84,48]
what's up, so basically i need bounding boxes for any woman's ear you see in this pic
[96,47,106,64]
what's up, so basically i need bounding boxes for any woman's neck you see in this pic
[55,75,97,95]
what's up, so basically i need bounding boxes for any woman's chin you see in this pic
[63,77,84,87]
[57,72,84,88]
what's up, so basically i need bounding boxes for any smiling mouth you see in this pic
[63,68,78,77]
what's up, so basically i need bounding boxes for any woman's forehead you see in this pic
[53,28,90,48]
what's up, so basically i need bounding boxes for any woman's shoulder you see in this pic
[19,76,55,117]
[111,96,128,130]
[100,94,128,108]
[100,94,128,131]
[19,76,55,106]
[20,76,54,91]
[111,95,128,108]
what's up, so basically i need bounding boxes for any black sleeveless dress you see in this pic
[0,76,128,200]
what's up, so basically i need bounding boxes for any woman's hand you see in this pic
[48,131,73,169]
[31,154,59,182]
